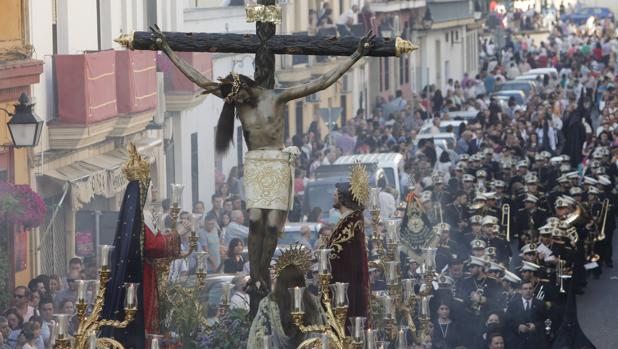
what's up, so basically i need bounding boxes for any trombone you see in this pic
[501,204,510,241]
[595,199,609,242]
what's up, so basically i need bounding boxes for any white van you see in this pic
[333,153,404,201]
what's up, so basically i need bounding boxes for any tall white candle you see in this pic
[421,296,429,317]
[262,335,271,349]
[150,337,160,349]
[370,187,380,211]
[383,296,392,319]
[190,214,201,233]
[366,329,376,349]
[170,184,184,207]
[316,249,331,275]
[76,280,87,302]
[321,333,329,349]
[98,245,114,269]
[402,279,415,301]
[354,317,363,339]
[221,282,232,305]
[386,261,399,285]
[54,314,69,337]
[291,287,304,312]
[125,283,138,309]
[88,331,97,349]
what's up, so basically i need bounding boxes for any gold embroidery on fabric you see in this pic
[328,211,363,259]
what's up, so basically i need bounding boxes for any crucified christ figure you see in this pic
[151,25,374,301]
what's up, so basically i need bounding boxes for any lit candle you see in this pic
[402,279,415,301]
[88,331,97,349]
[92,280,101,303]
[316,249,331,275]
[262,335,271,349]
[351,317,366,341]
[383,295,392,319]
[98,245,114,269]
[76,280,87,302]
[195,251,209,273]
[221,282,232,305]
[321,333,329,349]
[332,282,348,307]
[369,187,380,211]
[424,247,436,270]
[289,287,304,313]
[397,327,407,349]
[366,329,376,349]
[54,314,69,337]
[420,296,429,317]
[386,221,400,244]
[50,320,57,346]
[170,183,184,207]
[385,261,400,286]
[190,214,201,233]
[124,283,139,310]
[150,336,160,349]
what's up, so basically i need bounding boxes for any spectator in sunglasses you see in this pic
[11,287,34,323]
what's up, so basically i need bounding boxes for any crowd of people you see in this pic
[4,2,618,349]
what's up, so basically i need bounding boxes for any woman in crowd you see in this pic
[223,238,245,273]
[431,301,465,349]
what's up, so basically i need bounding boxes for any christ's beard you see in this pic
[333,202,342,210]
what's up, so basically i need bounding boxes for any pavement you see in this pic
[577,232,618,349]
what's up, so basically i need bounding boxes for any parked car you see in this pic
[447,110,478,122]
[419,120,468,136]
[561,7,614,25]
[490,90,527,106]
[307,164,389,221]
[525,68,559,81]
[333,153,405,200]
[278,222,323,247]
[493,80,537,98]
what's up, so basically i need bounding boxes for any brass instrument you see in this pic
[596,199,609,242]
[470,201,485,211]
[471,288,485,315]
[501,204,511,241]
[562,204,582,226]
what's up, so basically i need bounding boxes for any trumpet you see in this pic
[501,204,511,241]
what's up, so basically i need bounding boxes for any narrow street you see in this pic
[578,231,618,349]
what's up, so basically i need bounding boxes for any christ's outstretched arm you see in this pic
[151,25,223,98]
[277,31,375,104]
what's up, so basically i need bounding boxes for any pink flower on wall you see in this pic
[0,181,46,228]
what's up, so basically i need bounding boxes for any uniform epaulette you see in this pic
[486,276,497,280]
[453,297,464,303]
[539,278,550,283]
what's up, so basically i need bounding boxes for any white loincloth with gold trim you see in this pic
[243,146,300,211]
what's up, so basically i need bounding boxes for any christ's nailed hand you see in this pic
[356,30,376,57]
[150,24,169,50]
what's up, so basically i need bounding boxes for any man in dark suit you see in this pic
[505,281,547,349]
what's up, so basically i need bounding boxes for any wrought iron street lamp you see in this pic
[1,92,44,148]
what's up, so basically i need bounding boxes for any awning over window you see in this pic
[43,139,162,209]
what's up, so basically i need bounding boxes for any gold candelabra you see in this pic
[291,250,365,349]
[52,246,137,349]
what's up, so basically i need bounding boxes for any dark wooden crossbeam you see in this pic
[117,31,416,58]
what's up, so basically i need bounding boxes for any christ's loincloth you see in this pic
[243,146,300,211]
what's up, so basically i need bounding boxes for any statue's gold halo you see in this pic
[350,162,369,205]
[272,244,312,277]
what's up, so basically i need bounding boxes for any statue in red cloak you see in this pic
[101,144,180,348]
[327,171,370,319]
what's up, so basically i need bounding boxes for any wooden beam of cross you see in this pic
[115,3,418,88]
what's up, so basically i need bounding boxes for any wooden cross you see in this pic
[115,1,417,90]
[115,0,417,320]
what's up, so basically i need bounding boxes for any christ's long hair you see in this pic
[216,74,259,153]
[271,264,320,345]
